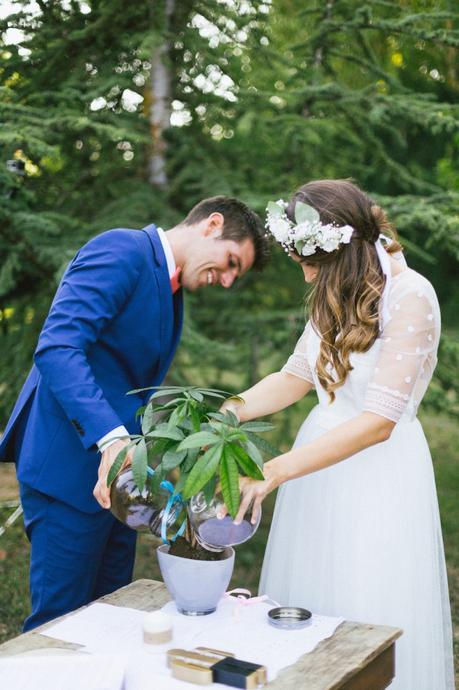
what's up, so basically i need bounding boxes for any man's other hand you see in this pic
[93,439,133,509]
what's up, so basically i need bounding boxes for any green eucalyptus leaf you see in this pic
[131,439,148,493]
[229,444,265,479]
[220,450,240,518]
[295,201,319,224]
[267,200,283,218]
[182,443,224,499]
[178,431,221,451]
[162,448,188,470]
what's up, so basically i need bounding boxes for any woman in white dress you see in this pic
[223,180,455,689]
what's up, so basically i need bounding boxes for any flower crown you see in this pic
[265,199,354,257]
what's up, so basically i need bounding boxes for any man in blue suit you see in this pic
[0,196,267,631]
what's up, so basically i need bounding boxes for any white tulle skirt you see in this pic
[259,406,455,690]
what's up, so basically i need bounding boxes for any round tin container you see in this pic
[267,606,312,630]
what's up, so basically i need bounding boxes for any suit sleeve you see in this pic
[34,230,144,450]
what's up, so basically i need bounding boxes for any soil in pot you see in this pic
[168,537,225,561]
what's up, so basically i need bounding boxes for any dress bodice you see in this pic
[282,268,440,426]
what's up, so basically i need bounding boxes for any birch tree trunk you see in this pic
[148,0,175,188]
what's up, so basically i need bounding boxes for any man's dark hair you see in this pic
[183,196,269,270]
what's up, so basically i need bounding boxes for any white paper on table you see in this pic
[41,603,148,654]
[160,598,344,681]
[0,653,125,690]
[42,599,343,684]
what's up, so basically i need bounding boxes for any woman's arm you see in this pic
[235,411,395,524]
[222,371,313,422]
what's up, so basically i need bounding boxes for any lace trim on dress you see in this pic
[364,383,413,422]
[367,382,410,401]
[282,353,315,385]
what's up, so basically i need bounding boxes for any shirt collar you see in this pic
[156,227,177,279]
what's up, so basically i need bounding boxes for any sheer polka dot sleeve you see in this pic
[363,273,440,423]
[281,320,315,385]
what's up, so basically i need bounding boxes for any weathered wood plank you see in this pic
[0,579,402,690]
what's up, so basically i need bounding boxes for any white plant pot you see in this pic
[156,544,235,616]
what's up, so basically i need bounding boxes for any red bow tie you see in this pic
[170,268,182,294]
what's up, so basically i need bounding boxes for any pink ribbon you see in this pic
[224,588,279,620]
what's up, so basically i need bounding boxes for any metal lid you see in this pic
[267,606,312,630]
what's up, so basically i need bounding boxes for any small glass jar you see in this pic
[187,490,261,552]
[110,468,184,538]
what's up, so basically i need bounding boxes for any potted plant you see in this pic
[107,385,277,615]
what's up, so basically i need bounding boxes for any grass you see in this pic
[0,405,457,682]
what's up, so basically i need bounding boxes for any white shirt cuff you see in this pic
[97,425,130,452]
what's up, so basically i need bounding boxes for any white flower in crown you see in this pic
[265,199,354,256]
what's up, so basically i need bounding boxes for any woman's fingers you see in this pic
[233,484,257,525]
[251,496,263,525]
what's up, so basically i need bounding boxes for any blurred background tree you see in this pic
[0,0,458,424]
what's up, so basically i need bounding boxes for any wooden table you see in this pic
[0,579,402,689]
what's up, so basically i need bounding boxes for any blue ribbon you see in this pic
[146,466,186,545]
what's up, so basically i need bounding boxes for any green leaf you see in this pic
[203,475,217,506]
[135,405,146,420]
[229,444,264,480]
[141,404,155,434]
[221,410,240,427]
[220,449,240,519]
[146,438,169,464]
[168,403,187,428]
[182,443,224,499]
[149,463,166,495]
[131,439,148,493]
[189,390,204,402]
[162,448,188,470]
[148,424,184,441]
[295,201,320,224]
[267,200,283,218]
[243,439,264,469]
[240,421,275,432]
[181,448,199,473]
[246,432,280,458]
[178,431,221,451]
[189,405,202,432]
[107,445,130,487]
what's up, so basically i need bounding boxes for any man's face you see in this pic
[181,222,255,291]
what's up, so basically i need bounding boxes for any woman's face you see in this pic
[290,253,319,283]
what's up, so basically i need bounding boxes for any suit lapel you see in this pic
[141,224,184,380]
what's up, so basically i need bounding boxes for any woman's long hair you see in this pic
[286,179,403,402]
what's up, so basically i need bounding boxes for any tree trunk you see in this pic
[148,0,175,188]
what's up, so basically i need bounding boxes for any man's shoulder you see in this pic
[76,227,157,267]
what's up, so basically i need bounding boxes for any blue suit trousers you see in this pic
[20,482,137,632]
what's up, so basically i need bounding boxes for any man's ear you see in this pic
[202,212,225,238]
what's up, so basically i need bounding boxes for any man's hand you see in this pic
[93,439,133,509]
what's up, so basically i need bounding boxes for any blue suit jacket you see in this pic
[0,225,183,513]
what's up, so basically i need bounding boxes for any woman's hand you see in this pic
[233,465,279,526]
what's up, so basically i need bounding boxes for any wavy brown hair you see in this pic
[286,179,403,402]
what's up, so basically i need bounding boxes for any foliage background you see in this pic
[0,0,458,671]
